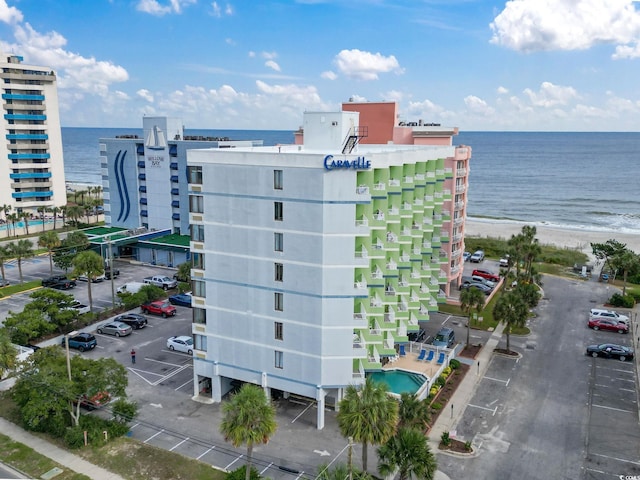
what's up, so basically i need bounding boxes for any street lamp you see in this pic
[65,330,78,381]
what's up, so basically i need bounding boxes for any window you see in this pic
[275,350,283,369]
[274,292,283,311]
[275,322,283,340]
[189,195,204,213]
[193,280,206,297]
[274,232,283,252]
[274,201,283,221]
[194,334,207,352]
[274,263,283,282]
[188,166,202,184]
[274,169,283,190]
[191,224,205,242]
[192,252,205,269]
[193,308,206,325]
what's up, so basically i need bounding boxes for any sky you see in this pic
[0,0,639,131]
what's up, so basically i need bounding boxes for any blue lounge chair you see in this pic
[399,344,406,357]
[425,350,435,362]
[437,352,446,365]
[417,349,426,361]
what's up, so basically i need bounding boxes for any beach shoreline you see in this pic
[466,218,640,259]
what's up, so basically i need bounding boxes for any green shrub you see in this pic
[431,402,443,410]
[441,431,451,446]
[442,366,452,376]
[429,386,439,397]
[449,358,461,369]
[227,466,261,480]
[609,293,635,308]
[436,374,447,386]
[465,440,473,452]
[111,398,138,423]
[64,426,85,449]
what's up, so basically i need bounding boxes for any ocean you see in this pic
[61,128,640,235]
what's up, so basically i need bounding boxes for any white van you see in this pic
[117,282,145,295]
[589,308,629,325]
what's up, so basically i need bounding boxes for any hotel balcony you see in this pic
[450,264,461,275]
[371,269,384,281]
[426,171,436,181]
[456,168,467,177]
[384,286,397,297]
[415,173,425,181]
[373,182,386,192]
[356,185,370,195]
[353,308,368,328]
[355,217,369,229]
[355,247,369,264]
[388,179,401,187]
[444,168,453,179]
[455,184,466,193]
[455,201,465,210]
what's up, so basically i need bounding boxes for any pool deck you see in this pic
[383,351,442,379]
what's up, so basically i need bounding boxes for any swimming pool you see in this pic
[369,370,427,395]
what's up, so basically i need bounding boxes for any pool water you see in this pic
[369,370,427,395]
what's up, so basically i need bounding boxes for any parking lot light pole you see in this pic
[108,236,115,310]
[65,330,78,381]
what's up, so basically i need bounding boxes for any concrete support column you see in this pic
[316,387,326,430]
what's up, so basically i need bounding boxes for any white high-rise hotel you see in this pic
[187,102,471,429]
[0,52,66,214]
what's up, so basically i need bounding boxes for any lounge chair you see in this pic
[399,345,406,357]
[425,350,435,362]
[437,352,446,365]
[417,349,426,361]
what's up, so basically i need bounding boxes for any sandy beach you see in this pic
[466,219,640,259]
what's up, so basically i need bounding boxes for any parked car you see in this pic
[117,281,146,294]
[463,252,471,262]
[587,318,628,334]
[469,250,485,263]
[114,313,148,329]
[461,282,492,295]
[76,391,111,410]
[586,343,634,361]
[169,293,192,308]
[77,273,106,283]
[471,275,496,288]
[42,275,76,290]
[96,321,132,337]
[431,327,455,348]
[143,275,178,290]
[589,308,629,325]
[0,277,9,287]
[472,269,500,283]
[499,255,510,268]
[141,300,177,318]
[62,333,97,352]
[167,335,193,354]
[68,300,90,315]
[104,265,120,279]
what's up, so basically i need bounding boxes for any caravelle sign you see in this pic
[324,155,371,171]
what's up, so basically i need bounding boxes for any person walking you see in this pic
[130,348,136,364]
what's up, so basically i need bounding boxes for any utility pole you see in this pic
[108,236,115,309]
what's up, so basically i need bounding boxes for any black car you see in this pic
[586,343,634,361]
[114,313,148,329]
[42,275,76,290]
[104,265,120,279]
[460,282,492,295]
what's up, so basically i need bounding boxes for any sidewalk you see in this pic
[429,322,507,451]
[0,418,126,480]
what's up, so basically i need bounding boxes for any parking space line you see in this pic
[260,462,274,475]
[592,404,634,414]
[145,357,183,368]
[225,456,243,471]
[144,429,164,443]
[152,364,192,386]
[484,376,510,386]
[468,404,498,416]
[197,446,215,460]
[174,378,193,391]
[291,401,315,423]
[614,377,635,383]
[620,387,636,393]
[591,452,640,466]
[169,437,189,451]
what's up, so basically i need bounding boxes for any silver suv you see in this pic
[589,308,629,325]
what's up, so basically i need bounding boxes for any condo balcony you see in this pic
[373,182,386,191]
[456,168,467,177]
[373,212,385,221]
[388,179,401,187]
[384,286,396,296]
[356,185,369,195]
[415,173,425,180]
[355,218,369,228]
[388,207,399,216]
[456,184,466,193]
[403,176,413,184]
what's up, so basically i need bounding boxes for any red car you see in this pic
[588,318,628,334]
[472,269,500,283]
[141,300,177,318]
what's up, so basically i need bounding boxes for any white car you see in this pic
[589,308,629,326]
[77,273,106,283]
[167,335,193,354]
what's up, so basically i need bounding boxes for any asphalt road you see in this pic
[437,274,640,480]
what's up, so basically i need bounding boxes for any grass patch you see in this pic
[0,280,42,298]
[510,326,531,335]
[440,291,501,331]
[0,433,90,480]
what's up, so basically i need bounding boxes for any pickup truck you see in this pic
[141,300,177,318]
[143,275,178,290]
[42,275,76,290]
[104,265,120,279]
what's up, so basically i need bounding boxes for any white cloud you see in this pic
[382,90,404,102]
[114,91,131,101]
[211,2,233,17]
[136,0,196,16]
[523,81,579,107]
[464,95,495,116]
[321,70,337,80]
[333,49,404,81]
[613,41,640,59]
[262,51,278,60]
[347,94,367,103]
[265,60,281,72]
[497,86,509,95]
[137,89,154,102]
[0,0,22,24]
[490,0,640,54]
[248,51,256,58]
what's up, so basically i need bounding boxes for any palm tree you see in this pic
[377,427,437,480]
[66,205,84,228]
[220,383,277,480]
[50,206,60,230]
[337,377,398,472]
[398,392,430,432]
[0,330,17,379]
[72,250,104,311]
[37,206,47,232]
[610,249,640,296]
[38,231,61,275]
[1,204,11,238]
[19,211,31,236]
[493,290,529,354]
[8,239,34,283]
[459,287,485,347]
[0,244,11,283]
[7,213,19,237]
[58,205,67,229]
